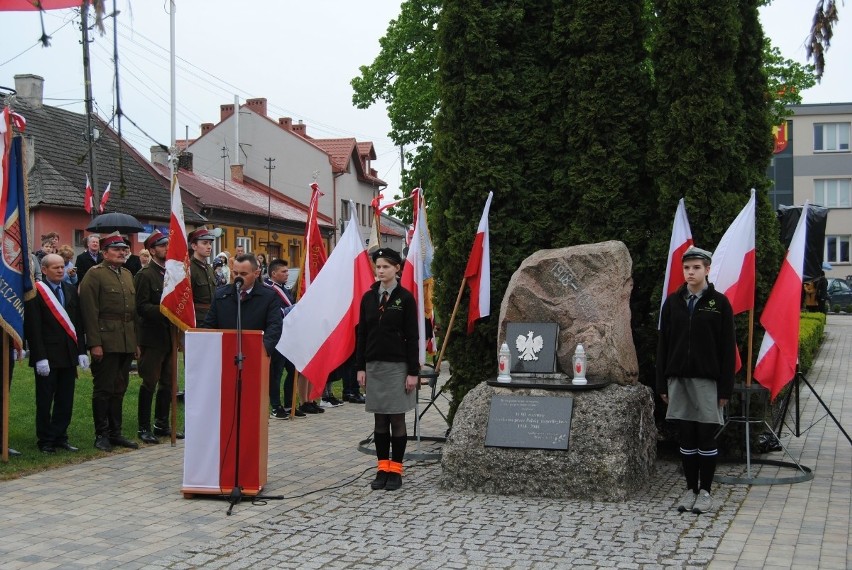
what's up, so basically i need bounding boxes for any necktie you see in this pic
[53,284,64,307]
[687,294,696,315]
[379,290,389,312]
[240,289,248,301]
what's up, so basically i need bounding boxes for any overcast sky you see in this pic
[1,1,848,202]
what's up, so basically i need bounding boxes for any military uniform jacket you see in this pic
[190,256,216,323]
[134,261,172,349]
[79,263,137,353]
[24,281,86,369]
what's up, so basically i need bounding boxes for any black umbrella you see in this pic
[86,212,145,234]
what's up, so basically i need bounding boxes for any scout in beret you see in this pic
[656,242,736,516]
[371,248,402,266]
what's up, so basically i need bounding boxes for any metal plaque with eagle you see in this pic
[505,322,559,374]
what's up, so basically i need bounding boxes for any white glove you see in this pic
[35,359,50,376]
[13,349,19,361]
[78,354,90,369]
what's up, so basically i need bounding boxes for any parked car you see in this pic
[826,278,852,309]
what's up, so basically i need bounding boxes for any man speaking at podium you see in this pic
[202,253,282,356]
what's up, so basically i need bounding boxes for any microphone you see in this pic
[234,276,245,294]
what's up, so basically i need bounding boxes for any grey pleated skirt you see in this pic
[666,377,724,425]
[365,361,415,414]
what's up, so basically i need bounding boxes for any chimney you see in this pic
[200,122,214,135]
[178,152,193,172]
[246,97,267,117]
[230,164,243,183]
[14,74,45,109]
[220,103,235,122]
[278,117,292,130]
[150,145,169,166]
[292,120,307,138]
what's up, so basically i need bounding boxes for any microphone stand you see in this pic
[227,278,245,515]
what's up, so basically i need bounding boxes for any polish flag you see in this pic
[709,190,756,314]
[400,190,431,365]
[83,175,94,214]
[299,182,328,297]
[98,182,111,213]
[277,204,375,400]
[754,202,809,400]
[160,175,195,330]
[182,330,268,493]
[465,191,493,334]
[659,198,693,328]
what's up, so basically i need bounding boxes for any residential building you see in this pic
[768,102,852,279]
[185,97,386,247]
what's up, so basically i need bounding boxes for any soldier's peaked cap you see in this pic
[188,227,215,243]
[682,245,712,263]
[144,230,169,250]
[100,232,129,249]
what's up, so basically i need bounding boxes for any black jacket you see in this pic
[25,281,86,369]
[202,282,283,356]
[656,283,736,399]
[356,281,419,376]
[75,250,103,285]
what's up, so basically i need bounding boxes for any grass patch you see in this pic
[1,359,185,481]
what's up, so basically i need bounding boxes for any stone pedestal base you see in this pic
[440,382,657,500]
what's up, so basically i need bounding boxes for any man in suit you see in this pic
[79,232,139,452]
[134,230,180,444]
[24,254,89,453]
[75,234,103,285]
[203,253,282,357]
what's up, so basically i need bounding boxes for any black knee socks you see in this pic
[391,435,407,463]
[698,450,717,492]
[374,432,391,461]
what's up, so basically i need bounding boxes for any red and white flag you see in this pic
[83,174,94,214]
[400,189,431,365]
[277,203,375,401]
[465,191,493,333]
[160,175,195,330]
[182,330,267,492]
[659,198,694,328]
[299,182,328,297]
[709,190,756,315]
[98,182,111,213]
[754,202,809,400]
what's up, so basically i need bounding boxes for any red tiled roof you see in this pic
[357,141,376,160]
[151,164,332,227]
[311,138,357,173]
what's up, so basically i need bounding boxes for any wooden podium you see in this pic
[181,329,269,498]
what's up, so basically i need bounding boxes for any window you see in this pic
[236,236,251,254]
[814,122,850,152]
[826,235,851,264]
[814,179,852,208]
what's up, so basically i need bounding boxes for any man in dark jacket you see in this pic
[657,245,735,515]
[24,254,89,453]
[203,253,282,357]
[133,230,180,443]
[75,234,103,285]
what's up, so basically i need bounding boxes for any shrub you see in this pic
[798,311,825,374]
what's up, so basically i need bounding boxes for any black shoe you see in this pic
[371,471,389,490]
[299,403,319,414]
[310,401,325,414]
[95,435,113,452]
[57,442,79,452]
[385,472,402,491]
[40,445,57,454]
[109,436,139,449]
[138,430,160,444]
[283,407,307,418]
[8,447,22,457]
[347,393,366,404]
[324,395,344,407]
[270,407,289,420]
[153,426,185,439]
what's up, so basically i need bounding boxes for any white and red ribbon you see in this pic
[35,281,77,344]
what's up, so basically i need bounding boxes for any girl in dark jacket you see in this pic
[356,248,419,491]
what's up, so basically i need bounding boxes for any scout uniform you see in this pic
[79,232,139,452]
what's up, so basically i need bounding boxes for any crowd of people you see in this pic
[2,228,369,459]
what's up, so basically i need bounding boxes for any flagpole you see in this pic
[2,333,8,462]
[745,308,755,387]
[169,0,178,448]
[433,276,467,373]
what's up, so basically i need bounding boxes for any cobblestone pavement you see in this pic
[1,316,849,569]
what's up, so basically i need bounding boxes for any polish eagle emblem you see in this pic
[516,330,544,361]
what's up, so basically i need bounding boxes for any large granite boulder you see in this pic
[440,382,657,500]
[498,241,638,385]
